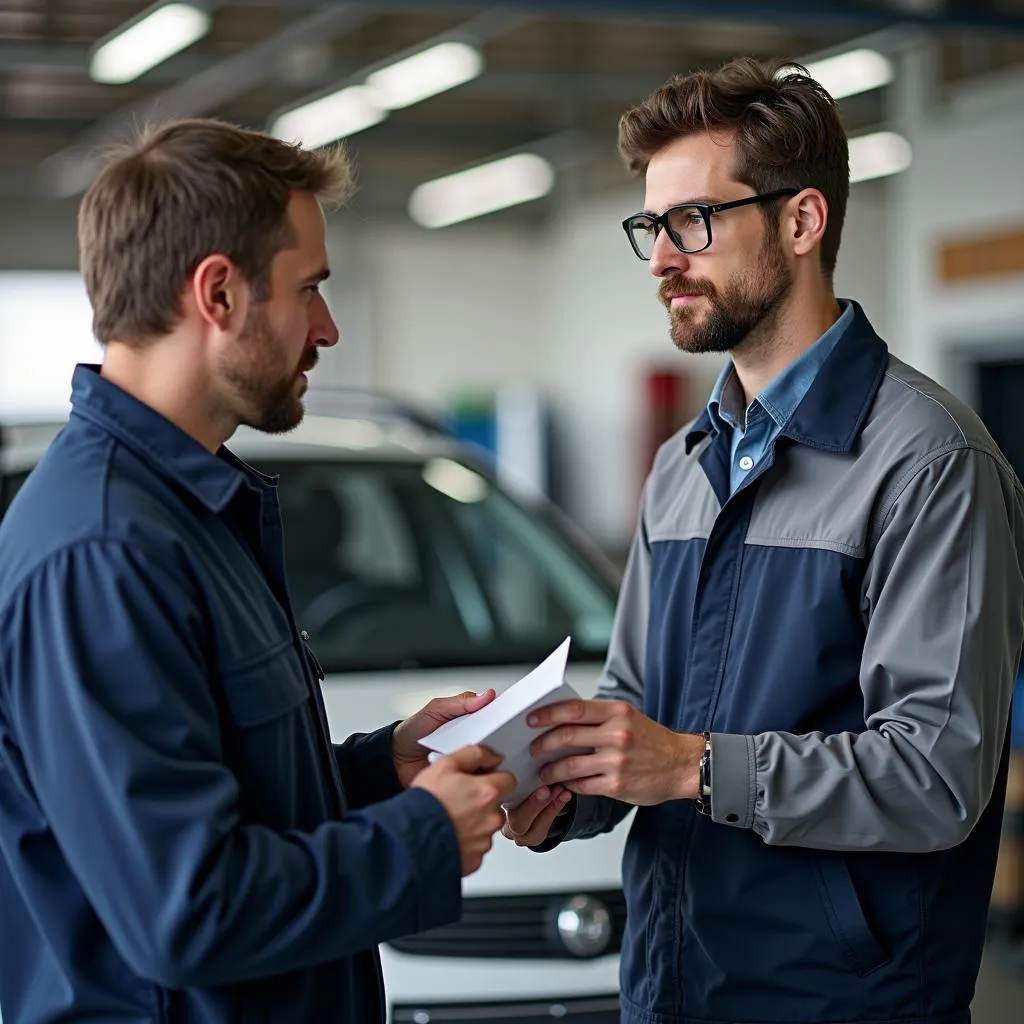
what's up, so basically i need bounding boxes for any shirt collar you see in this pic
[687,299,888,455]
[706,363,746,434]
[69,364,265,514]
[757,299,854,428]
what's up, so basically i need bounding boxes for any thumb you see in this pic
[462,688,496,713]
[432,688,496,720]
[446,744,504,773]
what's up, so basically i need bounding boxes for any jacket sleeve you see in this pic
[333,726,405,809]
[711,445,1024,851]
[533,491,653,850]
[0,537,462,990]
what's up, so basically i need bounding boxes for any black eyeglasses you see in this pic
[621,188,800,260]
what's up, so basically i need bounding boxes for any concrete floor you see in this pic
[972,940,1024,1022]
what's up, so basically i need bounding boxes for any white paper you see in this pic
[418,636,589,806]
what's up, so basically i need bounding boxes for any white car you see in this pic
[1,399,628,1023]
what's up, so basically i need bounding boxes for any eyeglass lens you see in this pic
[628,207,709,258]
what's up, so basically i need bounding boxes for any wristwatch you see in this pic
[696,732,713,817]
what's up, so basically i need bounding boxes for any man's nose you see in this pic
[649,229,692,279]
[309,293,340,348]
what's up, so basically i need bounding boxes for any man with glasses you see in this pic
[504,56,1024,1024]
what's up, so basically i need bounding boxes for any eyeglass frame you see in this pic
[621,187,801,260]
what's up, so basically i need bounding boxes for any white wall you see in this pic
[890,48,1024,402]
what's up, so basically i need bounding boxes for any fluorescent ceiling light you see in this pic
[270,85,387,148]
[422,459,488,504]
[804,48,894,101]
[409,153,555,228]
[849,131,912,182]
[90,3,210,85]
[367,41,483,110]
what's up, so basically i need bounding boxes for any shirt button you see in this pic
[739,456,754,471]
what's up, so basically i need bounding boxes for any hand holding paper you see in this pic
[418,637,591,806]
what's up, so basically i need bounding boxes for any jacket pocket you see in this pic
[812,852,890,976]
[219,640,309,728]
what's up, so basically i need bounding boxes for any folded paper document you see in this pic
[418,636,590,806]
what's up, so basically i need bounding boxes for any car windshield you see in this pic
[254,456,618,673]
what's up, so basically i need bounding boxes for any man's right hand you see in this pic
[412,745,516,876]
[501,784,573,848]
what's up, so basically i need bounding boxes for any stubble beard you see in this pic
[221,304,315,435]
[663,230,793,356]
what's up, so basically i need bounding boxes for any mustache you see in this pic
[299,349,319,374]
[658,278,716,306]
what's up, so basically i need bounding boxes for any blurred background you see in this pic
[0,1,1023,1019]
[1,0,1023,560]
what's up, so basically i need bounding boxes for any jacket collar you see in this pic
[69,363,259,514]
[685,300,888,455]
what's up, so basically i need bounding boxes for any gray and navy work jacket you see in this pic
[0,366,462,1023]
[559,303,1024,1024]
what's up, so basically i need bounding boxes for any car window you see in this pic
[254,457,618,672]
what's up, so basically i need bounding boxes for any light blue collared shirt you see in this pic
[706,300,854,496]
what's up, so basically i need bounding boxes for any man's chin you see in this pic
[249,398,305,435]
[671,325,729,355]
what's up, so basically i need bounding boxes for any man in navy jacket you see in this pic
[505,58,1024,1024]
[0,118,515,1023]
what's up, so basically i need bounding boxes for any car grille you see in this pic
[386,888,626,959]
[391,994,619,1022]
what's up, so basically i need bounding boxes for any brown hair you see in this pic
[618,56,849,277]
[78,118,354,345]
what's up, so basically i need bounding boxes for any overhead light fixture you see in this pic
[270,85,387,148]
[849,131,912,182]
[366,41,484,110]
[89,2,211,85]
[409,153,555,228]
[804,48,894,101]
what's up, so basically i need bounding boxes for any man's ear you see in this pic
[190,254,248,331]
[788,188,829,260]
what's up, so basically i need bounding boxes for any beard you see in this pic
[220,303,317,435]
[658,228,793,355]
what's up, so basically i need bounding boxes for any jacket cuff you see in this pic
[334,722,404,809]
[709,732,757,829]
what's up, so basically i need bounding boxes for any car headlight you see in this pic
[556,893,613,957]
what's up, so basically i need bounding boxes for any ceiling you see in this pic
[1,0,1023,222]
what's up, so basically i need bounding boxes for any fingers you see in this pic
[538,751,604,787]
[461,808,506,877]
[463,688,497,713]
[527,698,629,731]
[445,743,505,773]
[503,789,573,847]
[486,770,518,801]
[429,688,497,719]
[504,783,569,831]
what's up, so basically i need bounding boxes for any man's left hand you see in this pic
[391,690,497,788]
[530,699,704,806]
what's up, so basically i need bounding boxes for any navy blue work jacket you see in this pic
[0,365,461,1023]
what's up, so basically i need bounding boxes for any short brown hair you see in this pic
[618,57,849,277]
[78,118,354,345]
